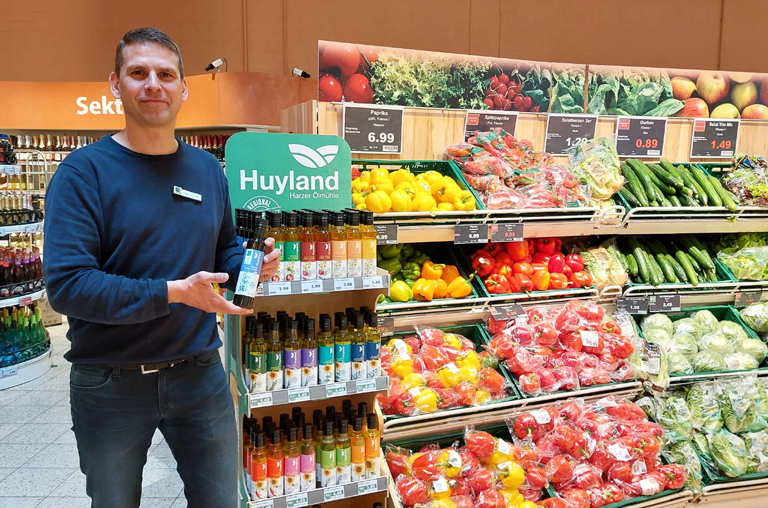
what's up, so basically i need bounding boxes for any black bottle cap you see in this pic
[339,419,348,435]
[347,209,360,226]
[302,212,314,228]
[288,426,297,442]
[285,211,298,228]
[333,413,342,431]
[279,413,290,426]
[255,431,265,448]
[324,420,334,436]
[262,416,273,426]
[362,211,375,226]
[374,503,383,508]
[254,322,264,339]
[367,413,377,431]
[271,429,282,445]
[360,306,370,315]
[334,311,344,329]
[337,314,347,330]
[332,211,345,227]
[305,318,315,335]
[320,316,332,333]
[326,406,335,419]
[353,416,363,433]
[292,407,302,417]
[366,311,378,329]
[303,423,314,441]
[317,211,330,228]
[358,402,368,419]
[313,409,323,425]
[347,409,357,423]
[342,400,352,412]
[355,313,365,330]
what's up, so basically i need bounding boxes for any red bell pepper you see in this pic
[471,249,492,262]
[484,274,511,294]
[521,255,533,264]
[494,252,514,266]
[532,252,551,265]
[531,269,551,291]
[512,261,533,276]
[472,256,496,277]
[491,263,513,278]
[565,254,584,273]
[531,262,548,273]
[562,265,573,279]
[505,241,529,261]
[548,273,569,289]
[555,238,563,251]
[536,238,557,256]
[486,243,504,257]
[514,273,534,292]
[570,271,593,288]
[548,253,566,273]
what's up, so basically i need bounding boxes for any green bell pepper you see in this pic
[401,244,415,260]
[411,251,431,266]
[378,257,403,276]
[379,244,403,259]
[377,251,383,263]
[401,261,421,280]
[404,278,417,288]
[392,272,405,282]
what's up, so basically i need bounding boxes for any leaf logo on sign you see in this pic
[288,144,339,168]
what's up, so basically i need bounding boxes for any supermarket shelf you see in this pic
[699,478,768,506]
[0,345,51,390]
[0,220,44,236]
[258,272,389,297]
[248,377,389,413]
[247,477,388,508]
[0,288,45,309]
[628,491,693,508]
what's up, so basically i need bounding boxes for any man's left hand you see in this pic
[241,238,280,282]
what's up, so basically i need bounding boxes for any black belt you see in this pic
[122,356,197,374]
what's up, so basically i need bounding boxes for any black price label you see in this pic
[454,224,488,245]
[545,114,598,156]
[649,294,681,313]
[488,223,524,243]
[374,224,398,245]
[735,289,763,309]
[690,119,739,158]
[343,104,404,154]
[377,315,395,337]
[464,111,518,142]
[489,304,527,321]
[615,117,667,157]
[616,296,649,315]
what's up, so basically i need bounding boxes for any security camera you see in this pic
[292,68,311,79]
[205,58,227,72]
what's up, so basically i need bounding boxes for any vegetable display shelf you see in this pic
[699,477,768,506]
[0,343,51,390]
[247,476,388,508]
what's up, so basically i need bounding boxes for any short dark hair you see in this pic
[115,27,184,78]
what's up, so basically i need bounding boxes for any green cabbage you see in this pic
[740,303,768,334]
[642,314,674,336]
[699,332,735,355]
[720,321,748,342]
[740,338,768,364]
[708,429,748,478]
[663,440,703,493]
[674,318,702,339]
[644,328,673,351]
[693,310,720,333]
[725,352,760,371]
[693,351,727,373]
[668,333,698,359]
[667,352,694,375]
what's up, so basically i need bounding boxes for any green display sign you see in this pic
[225,132,352,212]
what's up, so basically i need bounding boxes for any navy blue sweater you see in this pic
[43,135,242,365]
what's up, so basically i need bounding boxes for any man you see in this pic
[43,27,278,508]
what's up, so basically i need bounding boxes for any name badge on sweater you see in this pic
[173,186,202,202]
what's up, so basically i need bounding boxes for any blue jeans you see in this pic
[69,350,238,508]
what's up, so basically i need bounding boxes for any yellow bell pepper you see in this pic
[390,356,413,378]
[443,333,462,351]
[364,190,392,213]
[351,178,370,193]
[499,462,526,489]
[414,180,432,194]
[453,190,477,211]
[475,389,492,403]
[395,181,417,195]
[421,171,445,193]
[429,500,456,508]
[352,192,367,206]
[414,388,437,413]
[390,189,412,212]
[455,350,481,371]
[518,502,537,508]
[411,278,435,301]
[401,373,425,391]
[437,365,460,388]
[390,169,414,187]
[412,192,437,212]
[436,202,455,211]
[370,167,390,184]
[457,367,477,385]
[421,261,445,280]
[359,171,371,183]
[371,179,393,194]
[433,278,448,299]
[441,265,461,284]
[439,183,462,203]
[446,276,472,298]
[500,489,524,507]
[356,203,367,210]
[436,449,462,478]
[386,338,412,354]
[389,280,413,302]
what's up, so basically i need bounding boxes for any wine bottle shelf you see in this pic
[249,376,389,412]
[258,272,389,297]
[0,288,46,309]
[247,477,388,508]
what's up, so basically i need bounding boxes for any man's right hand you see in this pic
[167,272,253,315]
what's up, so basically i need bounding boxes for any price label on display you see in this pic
[454,224,488,245]
[616,296,649,315]
[287,388,310,403]
[545,114,598,155]
[362,276,383,289]
[489,304,527,321]
[285,493,308,508]
[377,315,395,337]
[355,379,377,393]
[343,104,404,154]
[357,479,379,496]
[735,289,763,308]
[488,223,524,243]
[267,282,291,296]
[615,116,667,157]
[464,111,518,142]
[301,280,323,294]
[690,119,739,158]
[250,392,273,409]
[252,500,274,508]
[649,294,681,313]
[333,278,355,292]
[374,224,398,245]
[20,296,33,306]
[326,383,348,398]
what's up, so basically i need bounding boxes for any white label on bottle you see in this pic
[363,259,377,277]
[336,464,351,485]
[347,259,362,278]
[632,460,648,476]
[320,468,336,488]
[497,439,512,456]
[317,260,333,280]
[301,262,317,281]
[235,249,265,298]
[334,278,355,291]
[432,477,449,493]
[366,456,380,479]
[284,474,300,495]
[640,478,658,496]
[300,471,315,493]
[301,280,322,294]
[284,367,300,390]
[268,477,284,498]
[332,259,348,279]
[608,443,632,462]
[531,410,552,425]
[252,373,267,394]
[581,330,599,347]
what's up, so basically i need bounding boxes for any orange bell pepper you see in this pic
[531,270,550,291]
[433,278,449,299]
[421,261,445,280]
[441,265,461,284]
[548,273,569,290]
[446,276,472,298]
[412,278,436,301]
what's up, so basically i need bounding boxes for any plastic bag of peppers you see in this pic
[470,238,593,296]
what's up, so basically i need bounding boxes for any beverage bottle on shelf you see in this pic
[251,432,268,500]
[282,212,300,282]
[334,314,351,382]
[350,313,367,381]
[266,321,283,391]
[319,420,336,487]
[45,135,53,151]
[313,414,323,485]
[330,212,347,278]
[365,312,381,378]
[364,413,380,479]
[283,318,301,389]
[283,426,300,495]
[265,212,285,283]
[345,210,362,277]
[361,211,377,277]
[300,423,315,492]
[249,321,267,393]
[336,418,351,485]
[11,252,24,284]
[357,403,368,432]
[267,430,284,498]
[232,217,267,310]
[351,416,366,481]
[345,307,356,332]
[301,318,317,387]
[299,211,316,280]
[314,212,332,280]
[317,314,335,385]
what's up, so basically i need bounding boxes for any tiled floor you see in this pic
[0,323,189,508]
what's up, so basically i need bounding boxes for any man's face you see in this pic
[109,42,187,128]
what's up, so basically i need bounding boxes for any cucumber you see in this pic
[649,162,683,189]
[681,239,716,272]
[619,252,629,271]
[629,160,662,203]
[660,194,673,207]
[707,175,738,211]
[655,253,679,283]
[669,195,682,207]
[628,237,650,284]
[626,253,639,276]
[680,194,700,207]
[666,254,688,283]
[675,250,699,286]
[659,158,686,188]
[677,165,707,205]
[684,252,701,272]
[621,163,650,207]
[647,251,665,286]
[645,164,677,194]
[691,165,722,206]
[619,186,641,207]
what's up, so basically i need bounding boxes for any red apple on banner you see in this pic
[671,77,696,100]
[731,82,757,111]
[743,104,768,119]
[696,72,730,105]
[759,79,768,106]
[677,98,709,118]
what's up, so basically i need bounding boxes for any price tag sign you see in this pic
[464,110,518,141]
[301,280,323,294]
[343,104,404,154]
[250,392,273,409]
[374,224,398,245]
[454,224,488,245]
[288,387,310,403]
[285,493,309,508]
[267,282,291,296]
[616,296,649,315]
[333,278,355,292]
[1,365,18,378]
[545,114,598,156]
[362,276,383,289]
[326,383,348,398]
[735,289,763,309]
[356,379,377,393]
[615,116,667,157]
[690,119,739,158]
[20,296,33,306]
[489,304,527,321]
[324,486,345,502]
[488,223,524,243]
[377,315,395,337]
[357,479,379,496]
[649,294,681,313]
[252,500,274,508]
